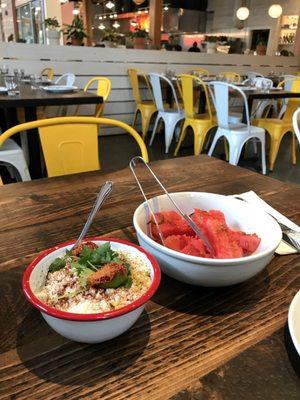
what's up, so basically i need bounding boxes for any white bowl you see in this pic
[23,237,161,343]
[133,192,282,287]
[288,290,300,356]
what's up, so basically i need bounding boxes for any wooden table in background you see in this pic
[0,156,299,400]
[0,84,102,179]
[243,88,300,122]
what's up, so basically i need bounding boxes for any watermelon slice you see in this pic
[150,211,194,242]
[229,231,261,255]
[165,235,210,257]
[192,209,243,258]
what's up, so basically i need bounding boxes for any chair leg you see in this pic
[259,136,267,175]
[223,137,229,161]
[132,110,138,128]
[164,121,176,154]
[4,157,31,182]
[149,114,160,146]
[142,115,150,140]
[208,128,221,156]
[194,130,207,156]
[291,132,296,165]
[269,138,282,171]
[229,145,242,166]
[174,122,188,156]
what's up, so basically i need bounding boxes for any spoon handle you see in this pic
[74,181,113,249]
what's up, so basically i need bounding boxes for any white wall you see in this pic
[0,43,299,136]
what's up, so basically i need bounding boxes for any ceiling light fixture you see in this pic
[112,21,120,28]
[109,14,113,18]
[236,7,249,20]
[163,6,169,11]
[99,23,105,30]
[72,8,80,15]
[268,4,283,18]
[106,1,115,10]
[132,0,146,5]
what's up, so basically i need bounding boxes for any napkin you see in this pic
[231,190,299,255]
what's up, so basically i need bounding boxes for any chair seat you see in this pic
[224,123,265,135]
[194,113,217,123]
[252,118,292,130]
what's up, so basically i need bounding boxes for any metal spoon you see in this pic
[72,181,113,250]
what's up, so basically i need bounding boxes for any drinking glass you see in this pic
[30,74,40,89]
[5,76,18,96]
[1,65,9,75]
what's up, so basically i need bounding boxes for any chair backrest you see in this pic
[148,73,181,113]
[253,77,273,89]
[128,68,153,104]
[219,71,241,83]
[178,74,213,120]
[41,67,54,81]
[194,67,210,76]
[84,77,112,117]
[293,108,300,145]
[55,73,75,86]
[210,81,250,128]
[0,117,148,178]
[247,72,264,79]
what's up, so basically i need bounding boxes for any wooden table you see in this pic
[1,156,299,400]
[0,84,102,179]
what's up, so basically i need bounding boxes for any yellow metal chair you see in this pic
[252,79,300,171]
[40,67,54,81]
[128,68,157,139]
[174,74,217,156]
[219,71,241,83]
[75,77,111,117]
[0,117,148,178]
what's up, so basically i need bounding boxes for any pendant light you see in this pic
[236,7,249,21]
[268,4,283,18]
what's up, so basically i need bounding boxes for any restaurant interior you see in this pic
[0,1,300,399]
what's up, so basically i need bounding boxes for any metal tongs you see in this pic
[129,156,213,253]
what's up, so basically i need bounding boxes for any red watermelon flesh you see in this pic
[150,208,260,259]
[181,237,209,257]
[165,235,189,252]
[150,211,195,242]
[229,231,261,255]
[192,209,243,258]
[165,235,209,257]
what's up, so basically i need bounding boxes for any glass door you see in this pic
[17,0,45,44]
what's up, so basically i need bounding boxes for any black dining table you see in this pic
[0,83,102,179]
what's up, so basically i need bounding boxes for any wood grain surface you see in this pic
[0,155,299,400]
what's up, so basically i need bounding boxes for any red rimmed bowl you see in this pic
[23,237,161,343]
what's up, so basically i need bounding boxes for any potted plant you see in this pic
[100,28,120,48]
[45,17,61,45]
[204,35,219,54]
[131,28,148,50]
[64,16,88,46]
